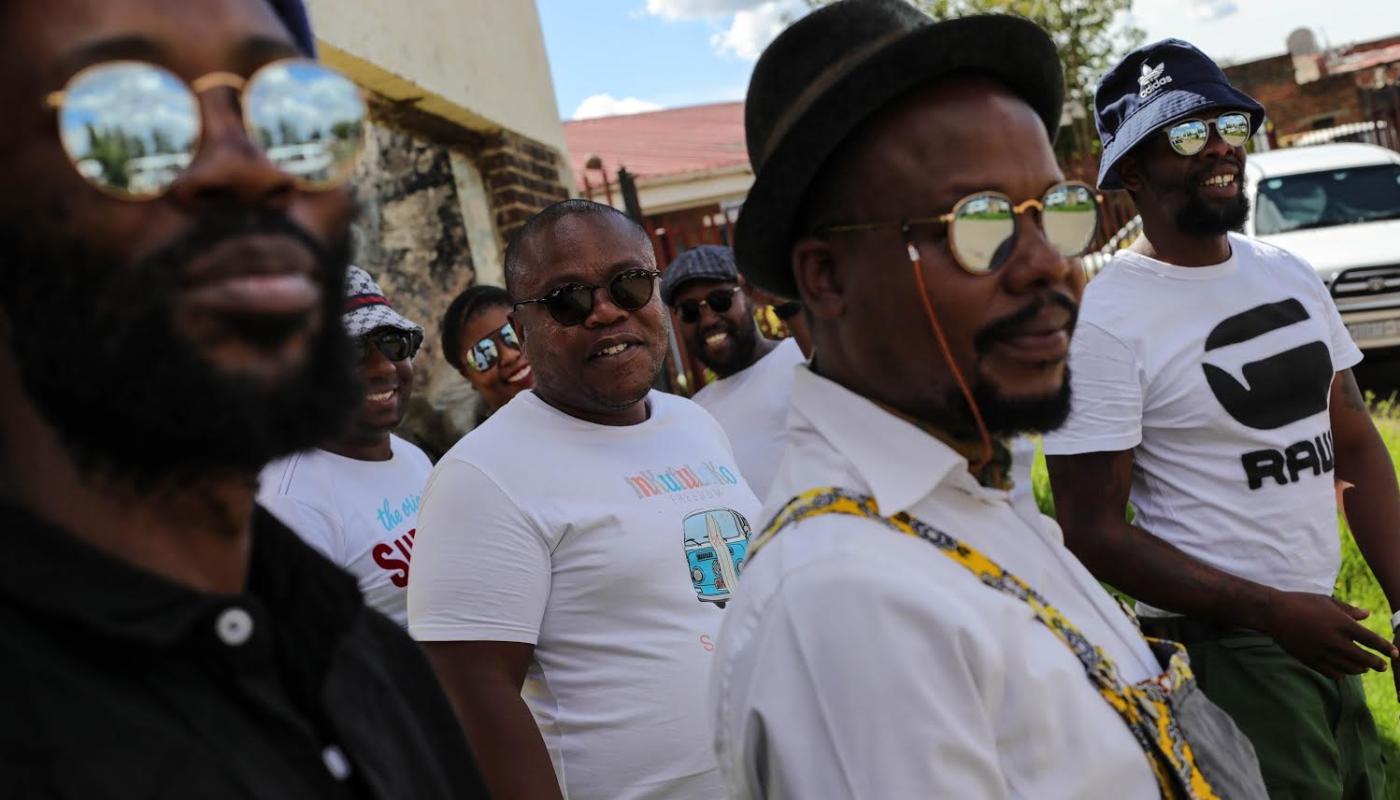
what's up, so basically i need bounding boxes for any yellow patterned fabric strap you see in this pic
[755,487,1221,800]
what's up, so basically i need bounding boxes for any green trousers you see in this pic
[1153,621,1388,800]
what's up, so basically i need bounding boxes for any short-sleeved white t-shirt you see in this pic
[258,434,432,627]
[408,390,761,800]
[691,337,804,503]
[1044,234,1362,612]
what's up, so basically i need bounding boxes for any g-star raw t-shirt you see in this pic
[409,390,761,800]
[259,434,432,627]
[1044,234,1361,614]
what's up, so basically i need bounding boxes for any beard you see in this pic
[1165,168,1251,237]
[968,374,1073,437]
[944,291,1079,438]
[0,209,360,487]
[698,317,759,378]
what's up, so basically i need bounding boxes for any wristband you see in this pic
[1391,609,1400,632]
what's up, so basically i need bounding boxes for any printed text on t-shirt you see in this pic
[625,462,740,500]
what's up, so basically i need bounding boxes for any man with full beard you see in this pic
[0,0,485,795]
[710,4,1264,798]
[662,245,804,500]
[1046,39,1400,797]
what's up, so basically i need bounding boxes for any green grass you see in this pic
[1029,426,1400,794]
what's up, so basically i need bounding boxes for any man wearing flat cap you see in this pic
[710,2,1265,798]
[662,245,804,501]
[1047,38,1399,797]
[0,0,485,794]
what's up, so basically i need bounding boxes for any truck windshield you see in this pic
[1254,164,1400,235]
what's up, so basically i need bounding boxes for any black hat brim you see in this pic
[736,14,1064,298]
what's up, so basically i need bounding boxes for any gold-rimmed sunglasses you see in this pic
[817,180,1102,274]
[45,58,366,200]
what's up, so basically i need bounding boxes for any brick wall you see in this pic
[1225,55,1365,137]
[480,129,571,243]
[1224,35,1400,139]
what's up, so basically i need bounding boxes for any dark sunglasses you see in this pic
[466,323,521,373]
[353,329,422,363]
[45,58,366,200]
[817,181,1101,274]
[513,268,661,327]
[774,301,803,321]
[1164,112,1251,156]
[676,286,742,323]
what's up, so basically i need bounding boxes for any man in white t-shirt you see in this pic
[408,199,761,800]
[711,4,1265,799]
[661,245,805,501]
[259,266,433,627]
[1045,39,1400,797]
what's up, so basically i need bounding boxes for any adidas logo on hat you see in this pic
[1137,61,1172,98]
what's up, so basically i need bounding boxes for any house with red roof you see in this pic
[563,101,752,266]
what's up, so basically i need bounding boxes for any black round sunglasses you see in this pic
[513,268,661,327]
[676,286,742,323]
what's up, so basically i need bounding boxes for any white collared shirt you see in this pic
[691,338,805,502]
[712,366,1165,799]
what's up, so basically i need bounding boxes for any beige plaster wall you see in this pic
[305,0,568,156]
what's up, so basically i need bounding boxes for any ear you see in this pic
[790,237,845,321]
[1116,153,1147,196]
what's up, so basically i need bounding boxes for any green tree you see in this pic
[151,127,176,155]
[805,0,1144,164]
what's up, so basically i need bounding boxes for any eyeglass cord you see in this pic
[907,239,995,471]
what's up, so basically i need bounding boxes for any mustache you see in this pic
[133,208,331,285]
[973,291,1079,353]
[1189,156,1243,184]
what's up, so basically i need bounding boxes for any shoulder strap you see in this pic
[756,487,1220,800]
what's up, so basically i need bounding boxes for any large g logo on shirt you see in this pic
[1202,299,1332,430]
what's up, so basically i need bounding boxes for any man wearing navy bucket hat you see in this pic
[1048,38,1400,798]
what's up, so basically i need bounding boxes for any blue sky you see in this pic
[537,0,1400,121]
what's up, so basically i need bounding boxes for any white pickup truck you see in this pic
[1245,143,1400,351]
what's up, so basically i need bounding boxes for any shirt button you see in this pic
[322,745,353,781]
[215,607,254,646]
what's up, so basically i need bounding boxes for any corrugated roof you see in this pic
[563,101,748,191]
[1329,42,1400,75]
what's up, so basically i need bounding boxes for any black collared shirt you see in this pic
[0,503,488,799]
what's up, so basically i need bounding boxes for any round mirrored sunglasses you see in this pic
[819,180,1101,274]
[1165,112,1251,157]
[46,58,366,200]
[513,268,661,327]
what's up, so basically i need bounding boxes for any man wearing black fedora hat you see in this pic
[1046,38,1399,797]
[710,2,1265,798]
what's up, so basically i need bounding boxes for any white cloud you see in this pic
[710,0,806,61]
[572,93,666,120]
[1188,0,1239,21]
[644,0,768,20]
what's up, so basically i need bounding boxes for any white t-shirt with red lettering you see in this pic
[258,435,432,627]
